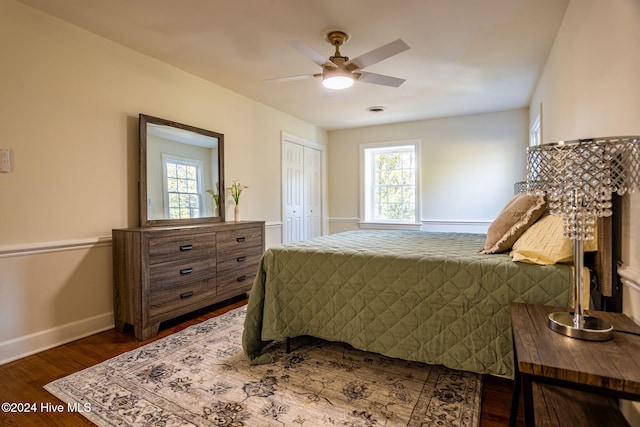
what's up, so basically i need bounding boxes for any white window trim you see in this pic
[162,153,204,218]
[530,104,542,146]
[359,139,422,230]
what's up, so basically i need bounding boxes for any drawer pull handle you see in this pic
[180,268,193,275]
[180,245,193,252]
[236,256,246,263]
[236,237,246,243]
[237,275,247,282]
[180,291,194,299]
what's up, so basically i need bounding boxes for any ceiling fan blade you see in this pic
[358,71,406,88]
[346,39,410,70]
[263,74,319,83]
[288,40,336,68]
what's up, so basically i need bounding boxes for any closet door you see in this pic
[282,135,323,243]
[283,141,304,243]
[304,146,322,240]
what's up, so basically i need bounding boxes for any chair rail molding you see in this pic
[619,264,640,326]
[0,236,112,259]
[619,265,640,288]
[421,219,491,234]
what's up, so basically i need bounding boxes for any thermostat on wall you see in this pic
[0,148,10,173]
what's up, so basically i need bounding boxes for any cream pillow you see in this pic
[511,214,598,264]
[480,193,546,254]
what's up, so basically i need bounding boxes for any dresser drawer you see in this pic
[149,257,215,286]
[147,232,215,265]
[149,277,216,319]
[217,227,263,252]
[216,246,263,272]
[113,221,264,340]
[217,268,256,299]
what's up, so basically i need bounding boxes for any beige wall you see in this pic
[529,1,640,424]
[530,1,640,143]
[0,0,327,363]
[328,109,529,233]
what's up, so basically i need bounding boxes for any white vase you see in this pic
[234,205,240,222]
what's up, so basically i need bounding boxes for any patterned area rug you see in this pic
[45,306,483,426]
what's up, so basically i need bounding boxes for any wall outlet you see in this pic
[0,148,10,173]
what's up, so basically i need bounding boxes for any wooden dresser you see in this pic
[112,221,264,340]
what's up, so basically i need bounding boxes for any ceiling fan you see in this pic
[266,30,410,90]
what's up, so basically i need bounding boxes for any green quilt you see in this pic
[242,230,572,378]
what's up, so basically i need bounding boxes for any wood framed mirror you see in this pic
[139,114,225,226]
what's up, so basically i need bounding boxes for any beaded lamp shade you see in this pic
[513,181,529,195]
[525,136,640,340]
[527,136,640,239]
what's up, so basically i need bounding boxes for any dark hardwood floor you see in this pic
[0,297,523,426]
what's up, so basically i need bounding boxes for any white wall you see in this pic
[0,0,327,364]
[328,109,529,233]
[529,1,640,424]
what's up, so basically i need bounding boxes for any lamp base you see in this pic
[548,312,613,341]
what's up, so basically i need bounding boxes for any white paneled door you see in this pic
[283,140,304,243]
[282,134,323,243]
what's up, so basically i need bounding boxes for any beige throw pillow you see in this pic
[480,193,546,254]
[511,214,598,264]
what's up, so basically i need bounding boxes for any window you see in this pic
[162,154,203,219]
[530,109,541,146]
[361,140,420,226]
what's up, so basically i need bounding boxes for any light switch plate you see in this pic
[0,148,10,173]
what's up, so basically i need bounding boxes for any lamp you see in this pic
[527,136,640,341]
[322,67,354,90]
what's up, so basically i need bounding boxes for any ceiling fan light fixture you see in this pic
[279,30,409,90]
[322,66,354,90]
[323,75,354,89]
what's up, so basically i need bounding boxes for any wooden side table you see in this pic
[510,303,640,427]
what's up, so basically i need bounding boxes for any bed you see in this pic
[242,198,614,378]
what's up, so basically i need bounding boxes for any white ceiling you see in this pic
[18,0,569,130]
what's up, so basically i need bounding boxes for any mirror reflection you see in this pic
[139,114,225,226]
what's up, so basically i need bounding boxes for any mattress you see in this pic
[242,230,573,377]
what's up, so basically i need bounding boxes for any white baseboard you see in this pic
[0,312,114,365]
